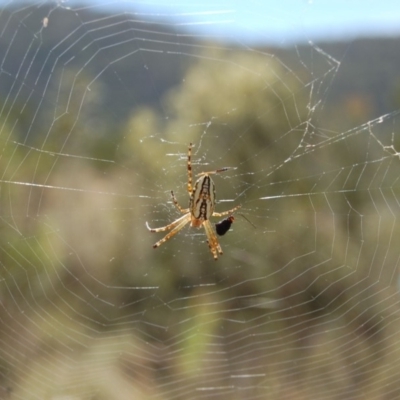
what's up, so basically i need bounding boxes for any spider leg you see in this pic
[171,190,189,214]
[146,213,189,233]
[151,213,191,249]
[187,143,193,194]
[212,204,241,218]
[203,220,223,260]
[196,167,229,177]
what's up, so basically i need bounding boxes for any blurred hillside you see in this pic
[1,3,400,399]
[1,4,400,139]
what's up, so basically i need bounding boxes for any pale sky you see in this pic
[110,0,400,44]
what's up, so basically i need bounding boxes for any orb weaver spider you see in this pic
[146,143,241,260]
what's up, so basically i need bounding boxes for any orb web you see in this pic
[0,1,400,399]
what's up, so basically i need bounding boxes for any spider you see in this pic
[146,143,241,260]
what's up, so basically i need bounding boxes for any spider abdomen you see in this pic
[190,174,216,226]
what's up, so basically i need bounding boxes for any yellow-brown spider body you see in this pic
[190,174,215,227]
[146,143,240,260]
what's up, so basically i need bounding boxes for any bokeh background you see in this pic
[1,1,400,399]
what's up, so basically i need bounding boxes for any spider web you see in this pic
[1,1,400,399]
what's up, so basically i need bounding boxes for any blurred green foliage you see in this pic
[1,8,400,397]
